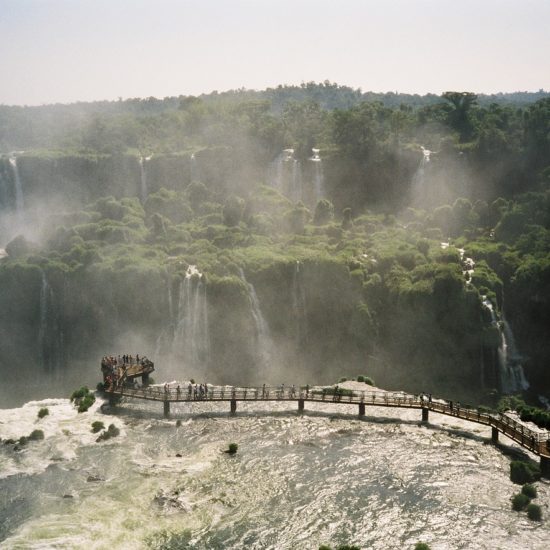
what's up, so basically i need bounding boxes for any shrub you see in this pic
[357,375,365,382]
[527,503,542,521]
[225,442,238,454]
[28,429,45,441]
[70,386,90,401]
[363,377,375,386]
[71,386,96,413]
[510,460,541,484]
[511,493,530,511]
[414,544,431,550]
[91,421,105,433]
[96,423,120,442]
[522,484,537,499]
[78,394,96,413]
[37,408,49,419]
[339,377,348,383]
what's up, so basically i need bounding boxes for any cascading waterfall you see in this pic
[190,153,199,181]
[481,296,529,393]
[139,156,151,203]
[310,148,324,204]
[9,155,24,216]
[38,270,64,373]
[239,268,273,376]
[291,156,303,202]
[292,261,308,344]
[269,149,302,201]
[172,265,210,372]
[411,146,432,206]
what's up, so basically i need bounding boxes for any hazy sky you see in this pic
[1,0,549,105]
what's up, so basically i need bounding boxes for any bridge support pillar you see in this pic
[230,399,237,414]
[298,399,304,412]
[163,401,170,418]
[358,403,365,416]
[109,395,117,408]
[421,408,429,422]
[491,426,499,443]
[142,373,149,386]
[540,456,550,478]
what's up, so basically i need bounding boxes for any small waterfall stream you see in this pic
[411,146,431,206]
[292,261,308,345]
[310,148,324,204]
[172,266,210,373]
[139,156,151,203]
[38,270,64,373]
[190,153,199,181]
[9,156,24,216]
[482,296,529,393]
[239,268,273,376]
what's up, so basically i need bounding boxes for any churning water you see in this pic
[1,393,549,549]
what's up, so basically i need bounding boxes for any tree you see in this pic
[313,199,334,225]
[442,91,478,142]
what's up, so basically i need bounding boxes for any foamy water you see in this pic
[1,395,549,549]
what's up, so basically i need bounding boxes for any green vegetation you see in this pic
[91,421,105,433]
[96,423,120,442]
[226,442,238,454]
[17,429,45,446]
[522,484,537,499]
[510,461,541,485]
[511,493,530,511]
[526,503,542,521]
[414,544,431,550]
[37,408,49,419]
[1,84,550,404]
[71,387,96,413]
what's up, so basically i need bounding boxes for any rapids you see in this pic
[1,394,549,549]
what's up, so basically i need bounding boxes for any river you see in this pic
[1,391,549,549]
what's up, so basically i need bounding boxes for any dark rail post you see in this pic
[540,456,550,478]
[230,399,237,414]
[298,399,304,412]
[163,400,170,418]
[358,403,365,416]
[421,408,429,422]
[491,426,499,443]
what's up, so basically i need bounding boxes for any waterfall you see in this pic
[482,296,529,393]
[411,146,432,207]
[292,261,308,344]
[239,268,273,376]
[172,266,210,372]
[190,153,199,181]
[38,271,64,373]
[268,149,301,200]
[139,156,151,203]
[9,156,24,216]
[499,317,530,392]
[291,158,303,202]
[310,148,324,204]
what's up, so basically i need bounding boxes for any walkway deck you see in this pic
[105,384,550,463]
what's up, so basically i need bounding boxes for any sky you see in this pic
[0,0,549,106]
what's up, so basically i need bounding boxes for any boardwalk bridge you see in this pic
[105,381,550,476]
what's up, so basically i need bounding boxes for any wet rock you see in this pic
[62,494,74,499]
[87,475,103,482]
[176,453,182,457]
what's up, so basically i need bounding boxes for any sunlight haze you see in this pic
[1,0,549,105]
